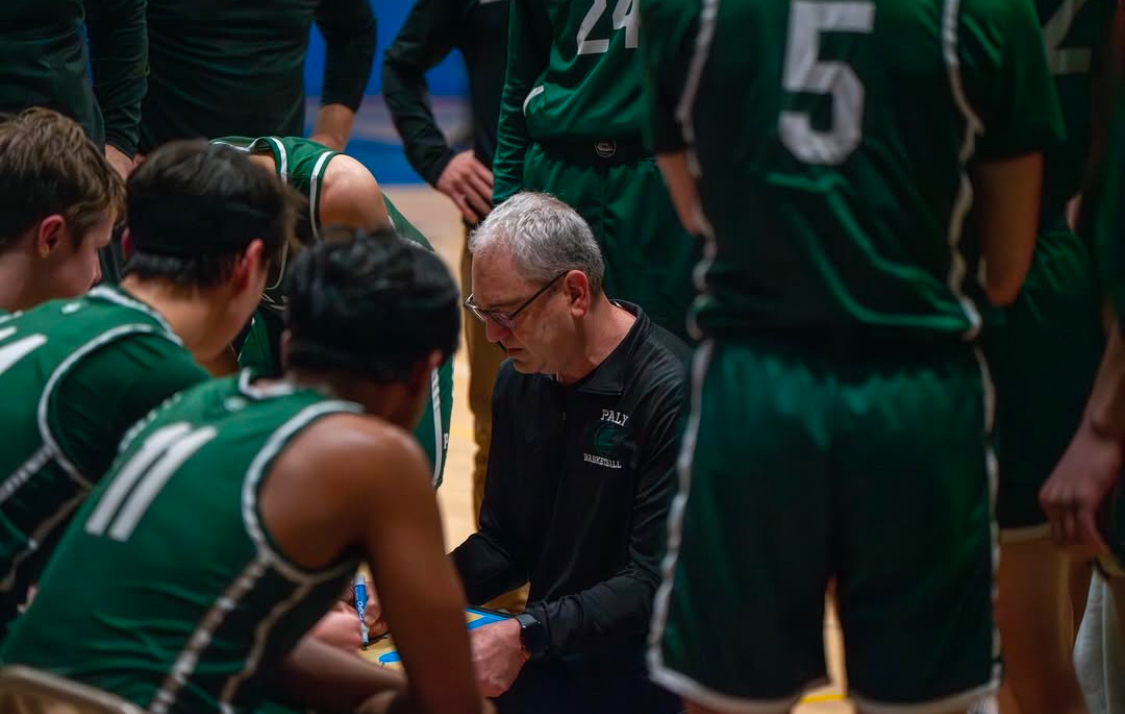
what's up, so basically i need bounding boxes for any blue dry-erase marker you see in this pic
[353,572,369,648]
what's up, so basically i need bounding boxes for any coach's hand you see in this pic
[1040,421,1122,555]
[437,150,493,225]
[470,618,526,697]
[105,145,133,179]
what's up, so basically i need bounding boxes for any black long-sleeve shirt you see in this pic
[382,0,508,186]
[451,304,689,660]
[139,0,376,152]
[0,0,148,154]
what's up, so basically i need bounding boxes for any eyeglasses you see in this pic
[464,271,568,329]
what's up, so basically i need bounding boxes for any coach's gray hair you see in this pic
[469,192,605,296]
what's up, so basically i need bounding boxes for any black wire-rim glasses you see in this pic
[464,270,568,329]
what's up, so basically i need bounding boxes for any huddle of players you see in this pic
[0,113,488,713]
[0,1,1121,714]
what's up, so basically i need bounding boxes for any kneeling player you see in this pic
[0,140,292,639]
[1,234,489,714]
[210,135,454,488]
[0,108,124,312]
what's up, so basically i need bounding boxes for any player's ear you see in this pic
[34,215,67,258]
[233,239,265,290]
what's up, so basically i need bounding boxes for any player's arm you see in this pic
[263,415,488,714]
[347,423,489,714]
[318,155,392,232]
[965,0,1066,305]
[382,0,461,186]
[276,636,408,713]
[492,0,551,204]
[310,0,378,151]
[450,368,531,603]
[969,153,1043,306]
[84,0,148,171]
[656,153,702,236]
[1041,324,1125,553]
[639,0,703,235]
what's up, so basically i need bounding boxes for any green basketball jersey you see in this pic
[1036,0,1114,226]
[210,136,454,486]
[0,286,207,636]
[211,136,339,242]
[1,373,362,714]
[514,0,646,141]
[640,0,1065,340]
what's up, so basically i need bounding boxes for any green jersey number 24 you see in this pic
[577,0,639,54]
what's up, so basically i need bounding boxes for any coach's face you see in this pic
[472,248,573,376]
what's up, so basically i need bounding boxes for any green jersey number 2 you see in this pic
[577,0,638,55]
[1043,0,1092,75]
[780,0,875,165]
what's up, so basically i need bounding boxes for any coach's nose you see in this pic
[484,317,509,344]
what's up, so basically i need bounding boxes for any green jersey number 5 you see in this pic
[780,0,875,165]
[577,0,638,55]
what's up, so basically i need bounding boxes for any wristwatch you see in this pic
[514,612,548,658]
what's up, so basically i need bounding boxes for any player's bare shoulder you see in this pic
[320,154,390,231]
[283,411,432,491]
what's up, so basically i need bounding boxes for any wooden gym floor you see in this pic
[383,185,851,714]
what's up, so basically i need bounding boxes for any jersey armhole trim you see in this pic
[33,323,172,490]
[241,400,364,585]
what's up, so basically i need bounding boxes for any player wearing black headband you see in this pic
[0,139,294,640]
[3,234,491,714]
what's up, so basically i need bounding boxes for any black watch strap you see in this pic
[515,612,548,657]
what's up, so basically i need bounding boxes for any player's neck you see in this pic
[554,297,636,385]
[281,368,408,422]
[118,276,225,359]
[0,252,41,313]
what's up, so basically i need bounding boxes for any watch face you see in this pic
[518,614,547,655]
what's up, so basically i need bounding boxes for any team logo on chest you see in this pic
[583,410,630,470]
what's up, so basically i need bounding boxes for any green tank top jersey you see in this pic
[511,0,648,142]
[1,373,362,714]
[640,0,1065,340]
[211,136,339,243]
[1036,0,1114,227]
[0,287,206,635]
[210,136,454,486]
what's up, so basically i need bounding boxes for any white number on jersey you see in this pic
[0,327,47,377]
[779,0,876,165]
[1043,0,1092,75]
[577,0,638,55]
[85,422,217,542]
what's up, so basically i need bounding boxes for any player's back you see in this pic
[649,0,1060,340]
[0,287,198,635]
[519,0,647,142]
[1,373,363,714]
